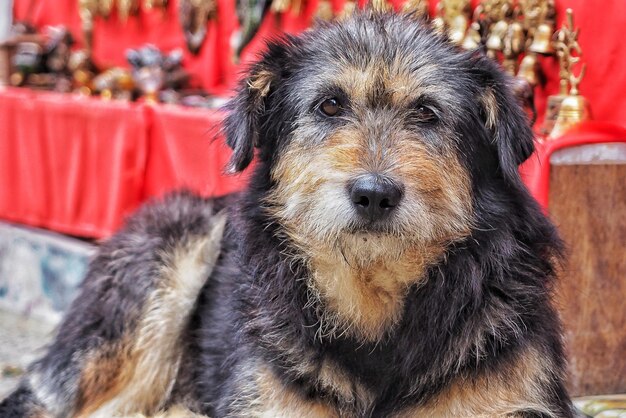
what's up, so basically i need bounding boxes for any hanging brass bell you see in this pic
[448,14,469,45]
[486,20,508,52]
[517,53,539,86]
[431,16,446,35]
[549,94,591,138]
[271,0,291,13]
[462,21,481,50]
[528,23,555,55]
[99,0,114,17]
[339,0,357,19]
[507,22,525,56]
[315,0,334,20]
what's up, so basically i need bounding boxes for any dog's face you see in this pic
[226,12,533,258]
[225,12,535,338]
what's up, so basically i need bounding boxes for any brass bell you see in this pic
[507,22,525,56]
[486,20,508,52]
[339,0,357,19]
[517,53,539,86]
[448,14,469,45]
[431,16,446,36]
[315,0,334,20]
[99,0,114,17]
[549,94,591,138]
[271,0,290,13]
[528,23,555,55]
[462,21,482,50]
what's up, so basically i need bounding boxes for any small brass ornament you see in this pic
[517,52,539,86]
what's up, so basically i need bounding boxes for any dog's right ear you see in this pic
[223,43,287,173]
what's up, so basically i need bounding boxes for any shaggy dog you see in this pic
[1,11,575,418]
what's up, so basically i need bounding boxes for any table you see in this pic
[0,87,246,238]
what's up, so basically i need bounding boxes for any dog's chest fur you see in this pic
[188,209,561,418]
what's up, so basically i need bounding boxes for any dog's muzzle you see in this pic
[349,174,404,223]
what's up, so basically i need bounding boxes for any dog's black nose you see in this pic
[350,175,403,222]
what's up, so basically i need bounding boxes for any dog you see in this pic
[0,11,575,418]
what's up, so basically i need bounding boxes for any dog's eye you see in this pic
[414,105,438,124]
[319,98,341,117]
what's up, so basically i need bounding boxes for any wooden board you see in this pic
[549,163,626,397]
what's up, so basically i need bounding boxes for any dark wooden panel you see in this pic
[549,163,626,397]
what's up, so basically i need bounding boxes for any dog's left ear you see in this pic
[223,43,288,173]
[473,56,535,184]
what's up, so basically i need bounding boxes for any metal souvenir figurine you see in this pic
[127,45,190,102]
[92,67,134,100]
[68,49,95,95]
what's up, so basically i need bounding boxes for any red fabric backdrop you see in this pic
[12,0,626,126]
[5,1,626,237]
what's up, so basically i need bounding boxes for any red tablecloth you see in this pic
[0,87,245,237]
[143,103,248,199]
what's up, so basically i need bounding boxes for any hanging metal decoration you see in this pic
[99,0,115,18]
[433,0,472,45]
[118,0,140,22]
[232,0,271,61]
[549,8,591,138]
[179,0,218,55]
[144,0,168,10]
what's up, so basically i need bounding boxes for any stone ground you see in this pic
[0,309,56,399]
